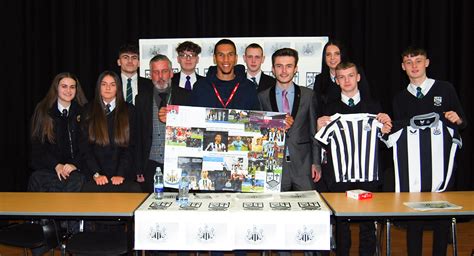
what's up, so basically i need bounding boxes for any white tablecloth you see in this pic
[135,191,331,250]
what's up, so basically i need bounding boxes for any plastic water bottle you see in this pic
[153,167,164,200]
[178,171,190,206]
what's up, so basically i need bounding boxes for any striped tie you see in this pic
[126,78,133,103]
[348,98,355,107]
[416,87,424,99]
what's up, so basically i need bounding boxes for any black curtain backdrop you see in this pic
[2,0,472,191]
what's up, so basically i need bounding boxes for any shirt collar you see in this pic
[341,90,361,106]
[103,98,117,111]
[275,82,295,95]
[247,71,262,83]
[121,73,137,82]
[407,77,435,97]
[57,101,70,113]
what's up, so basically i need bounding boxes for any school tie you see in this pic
[126,78,133,103]
[185,75,192,91]
[105,103,111,115]
[348,98,355,107]
[251,77,258,88]
[416,87,424,99]
[62,109,68,117]
[282,90,290,114]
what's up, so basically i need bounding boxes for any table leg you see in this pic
[451,218,457,256]
[386,219,391,256]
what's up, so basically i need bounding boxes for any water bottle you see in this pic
[153,167,164,200]
[178,171,190,206]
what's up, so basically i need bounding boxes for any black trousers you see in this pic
[406,220,450,256]
[28,169,84,192]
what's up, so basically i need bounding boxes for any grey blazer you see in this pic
[258,84,320,190]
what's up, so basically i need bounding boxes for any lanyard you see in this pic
[211,82,240,108]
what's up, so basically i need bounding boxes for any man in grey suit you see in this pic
[243,43,276,93]
[258,48,321,191]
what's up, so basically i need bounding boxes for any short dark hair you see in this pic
[245,43,263,55]
[214,39,236,55]
[271,48,299,66]
[335,61,358,73]
[401,46,428,60]
[176,41,202,54]
[118,44,139,57]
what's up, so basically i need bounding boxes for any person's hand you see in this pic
[55,164,66,181]
[158,106,168,123]
[62,163,77,177]
[317,116,331,131]
[311,164,322,182]
[376,113,392,134]
[285,114,294,130]
[444,111,462,125]
[111,176,125,185]
[94,175,109,186]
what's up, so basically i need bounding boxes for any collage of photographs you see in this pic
[163,105,287,192]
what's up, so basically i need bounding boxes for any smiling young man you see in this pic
[316,62,391,256]
[243,43,276,92]
[171,41,204,105]
[117,44,153,105]
[258,48,321,192]
[190,39,259,110]
[391,47,467,256]
[392,46,466,129]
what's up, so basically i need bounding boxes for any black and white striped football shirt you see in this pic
[315,113,383,183]
[383,112,462,192]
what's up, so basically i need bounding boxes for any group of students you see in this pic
[28,38,466,256]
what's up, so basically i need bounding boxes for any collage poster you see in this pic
[164,105,286,193]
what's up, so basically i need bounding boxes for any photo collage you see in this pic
[164,105,287,192]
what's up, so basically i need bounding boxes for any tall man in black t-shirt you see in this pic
[392,47,467,256]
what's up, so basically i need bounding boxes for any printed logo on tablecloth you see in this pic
[208,202,230,211]
[148,201,173,210]
[246,225,264,244]
[298,202,321,210]
[269,202,291,210]
[197,225,216,242]
[149,224,167,241]
[179,202,202,210]
[296,226,315,244]
[243,202,264,210]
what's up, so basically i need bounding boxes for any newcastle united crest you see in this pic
[197,225,216,242]
[296,226,315,244]
[246,226,264,244]
[149,224,167,241]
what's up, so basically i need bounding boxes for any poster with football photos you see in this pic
[164,105,286,192]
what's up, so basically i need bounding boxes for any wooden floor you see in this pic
[1,220,473,256]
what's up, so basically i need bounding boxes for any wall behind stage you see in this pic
[1,0,472,191]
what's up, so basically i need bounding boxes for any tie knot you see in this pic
[186,75,190,81]
[416,87,424,99]
[62,109,68,117]
[282,90,288,97]
[127,78,132,83]
[348,98,355,107]
[105,104,111,114]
